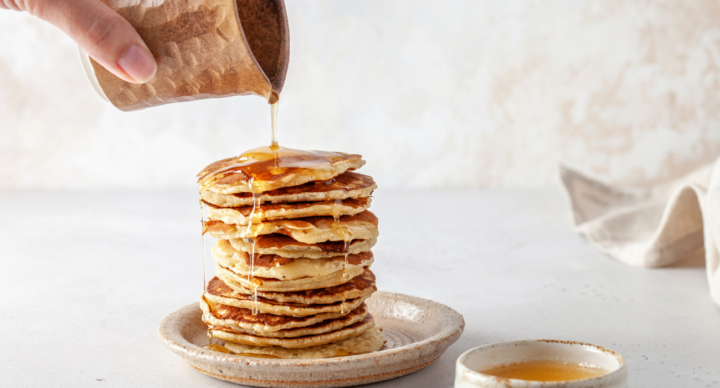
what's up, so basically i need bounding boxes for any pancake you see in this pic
[208,269,377,306]
[205,211,379,244]
[200,297,357,332]
[204,302,368,338]
[197,151,365,194]
[223,326,385,359]
[207,311,367,339]
[205,277,372,316]
[230,235,377,259]
[212,240,374,280]
[216,264,368,292]
[205,197,371,226]
[223,249,374,271]
[200,171,376,207]
[210,314,375,349]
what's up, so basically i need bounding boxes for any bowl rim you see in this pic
[456,339,627,386]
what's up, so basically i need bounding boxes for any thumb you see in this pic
[29,0,157,84]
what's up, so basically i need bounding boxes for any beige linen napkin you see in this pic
[560,160,720,307]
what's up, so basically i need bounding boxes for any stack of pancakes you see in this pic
[196,150,385,359]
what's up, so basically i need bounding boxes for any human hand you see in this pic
[1,0,157,83]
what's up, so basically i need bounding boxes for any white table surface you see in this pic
[1,188,718,387]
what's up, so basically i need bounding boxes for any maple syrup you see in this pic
[199,203,217,348]
[202,295,227,351]
[479,360,608,382]
[200,200,206,291]
[199,96,365,354]
[268,90,280,105]
[245,193,262,315]
[271,99,279,148]
[235,353,280,359]
[208,344,230,353]
[198,146,351,194]
[328,198,352,314]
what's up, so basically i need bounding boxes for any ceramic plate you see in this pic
[159,291,465,387]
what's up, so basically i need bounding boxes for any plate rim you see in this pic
[158,290,465,368]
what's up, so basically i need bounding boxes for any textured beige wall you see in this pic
[1,1,719,188]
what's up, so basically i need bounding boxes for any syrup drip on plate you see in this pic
[202,296,230,353]
[208,344,230,353]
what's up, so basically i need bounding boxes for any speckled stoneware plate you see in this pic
[159,291,464,388]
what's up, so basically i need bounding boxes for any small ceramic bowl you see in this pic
[455,340,627,388]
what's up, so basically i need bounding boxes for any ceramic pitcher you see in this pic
[80,0,289,111]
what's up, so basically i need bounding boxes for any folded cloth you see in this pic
[560,160,720,307]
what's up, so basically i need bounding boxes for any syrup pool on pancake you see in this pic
[198,146,358,194]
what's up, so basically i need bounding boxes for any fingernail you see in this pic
[118,45,157,83]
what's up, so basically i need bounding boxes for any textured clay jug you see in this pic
[81,0,289,111]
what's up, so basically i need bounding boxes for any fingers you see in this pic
[27,0,157,83]
[0,1,24,11]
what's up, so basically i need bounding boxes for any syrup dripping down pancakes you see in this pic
[197,146,384,359]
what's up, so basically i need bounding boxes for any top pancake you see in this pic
[197,148,365,194]
[201,172,376,207]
